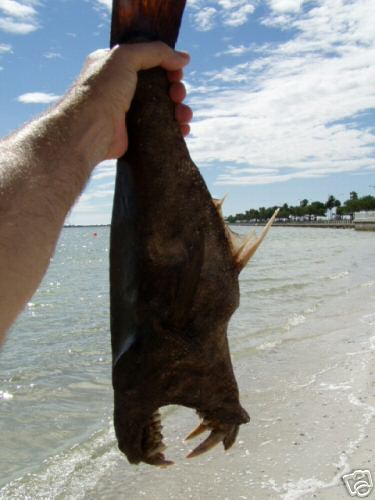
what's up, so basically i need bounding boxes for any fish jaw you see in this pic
[112,324,249,465]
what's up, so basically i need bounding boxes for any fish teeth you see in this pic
[151,422,163,431]
[150,431,163,442]
[197,412,214,428]
[142,410,173,465]
[187,430,226,459]
[150,411,161,423]
[148,442,167,456]
[186,413,240,459]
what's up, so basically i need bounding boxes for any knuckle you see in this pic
[88,48,109,61]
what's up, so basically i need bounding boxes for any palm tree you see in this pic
[325,195,336,210]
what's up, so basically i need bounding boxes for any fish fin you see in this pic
[226,226,257,256]
[212,194,227,214]
[232,208,279,271]
[110,0,187,47]
[211,194,278,270]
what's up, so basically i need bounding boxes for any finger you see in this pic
[115,42,190,73]
[167,69,184,83]
[88,48,110,62]
[77,48,110,82]
[175,103,193,125]
[169,82,186,103]
[180,124,191,137]
[106,122,128,159]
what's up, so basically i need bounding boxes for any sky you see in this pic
[0,0,374,225]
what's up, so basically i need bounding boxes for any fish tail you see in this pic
[110,0,187,47]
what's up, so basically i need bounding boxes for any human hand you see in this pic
[69,42,192,162]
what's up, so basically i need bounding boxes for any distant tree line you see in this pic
[226,192,375,223]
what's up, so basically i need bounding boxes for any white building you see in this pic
[354,211,375,231]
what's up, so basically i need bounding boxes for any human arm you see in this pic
[0,42,191,342]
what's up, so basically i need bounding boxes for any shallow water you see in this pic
[1,226,375,499]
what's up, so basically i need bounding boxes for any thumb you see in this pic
[114,42,190,73]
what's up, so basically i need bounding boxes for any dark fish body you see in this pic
[110,0,277,466]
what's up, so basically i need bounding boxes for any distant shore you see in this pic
[64,222,354,230]
[64,221,375,231]
[234,220,375,230]
[233,221,355,229]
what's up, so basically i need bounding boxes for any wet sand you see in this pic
[85,282,375,500]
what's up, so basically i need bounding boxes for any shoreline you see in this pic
[234,221,375,231]
[63,222,375,231]
[235,221,355,229]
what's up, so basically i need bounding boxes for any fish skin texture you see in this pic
[110,0,254,466]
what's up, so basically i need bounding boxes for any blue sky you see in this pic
[1,0,374,225]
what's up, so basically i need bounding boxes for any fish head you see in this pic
[112,306,250,465]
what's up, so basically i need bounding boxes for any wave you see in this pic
[0,421,119,500]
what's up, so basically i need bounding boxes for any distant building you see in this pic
[325,206,337,220]
[354,211,375,231]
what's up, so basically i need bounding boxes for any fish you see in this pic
[109,0,278,467]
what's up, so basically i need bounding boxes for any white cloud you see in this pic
[0,42,12,53]
[78,189,114,203]
[0,16,36,33]
[43,51,62,59]
[0,0,36,18]
[205,61,251,82]
[92,0,255,32]
[224,3,255,26]
[17,92,60,104]
[188,0,255,30]
[216,44,252,57]
[268,0,303,13]
[186,0,375,186]
[193,7,217,31]
[94,0,110,9]
[0,0,40,34]
[91,159,116,181]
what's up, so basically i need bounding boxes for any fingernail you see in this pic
[176,50,190,62]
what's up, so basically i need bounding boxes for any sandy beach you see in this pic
[1,227,375,499]
[84,280,375,500]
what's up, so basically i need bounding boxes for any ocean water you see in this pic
[1,226,375,499]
